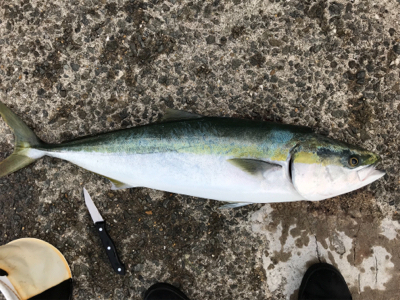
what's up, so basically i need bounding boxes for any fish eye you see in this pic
[349,156,359,167]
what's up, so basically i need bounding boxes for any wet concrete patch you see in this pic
[251,191,400,299]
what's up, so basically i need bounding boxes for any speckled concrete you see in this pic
[0,0,400,299]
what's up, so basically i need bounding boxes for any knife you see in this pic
[83,187,125,275]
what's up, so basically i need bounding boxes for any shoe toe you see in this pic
[298,263,352,300]
[144,283,190,300]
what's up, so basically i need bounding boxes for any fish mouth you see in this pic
[357,164,385,182]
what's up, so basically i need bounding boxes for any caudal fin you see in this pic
[0,102,44,177]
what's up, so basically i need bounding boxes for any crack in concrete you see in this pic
[354,223,362,294]
[375,255,378,284]
[314,235,321,263]
[353,224,361,266]
[302,205,321,263]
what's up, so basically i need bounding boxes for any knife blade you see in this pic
[83,188,125,275]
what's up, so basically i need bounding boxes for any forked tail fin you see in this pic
[0,102,45,177]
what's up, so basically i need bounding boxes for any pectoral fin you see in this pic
[228,158,281,177]
[219,202,253,209]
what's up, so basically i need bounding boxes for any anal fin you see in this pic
[219,202,253,209]
[106,177,135,190]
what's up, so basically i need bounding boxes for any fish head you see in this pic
[290,136,385,201]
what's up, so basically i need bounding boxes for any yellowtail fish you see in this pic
[0,102,384,208]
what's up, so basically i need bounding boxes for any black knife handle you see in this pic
[94,221,125,275]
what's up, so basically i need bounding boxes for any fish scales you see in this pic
[0,103,385,208]
[41,118,308,160]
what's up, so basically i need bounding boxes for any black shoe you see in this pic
[298,263,352,300]
[144,283,191,300]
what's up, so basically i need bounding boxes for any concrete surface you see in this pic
[0,0,400,299]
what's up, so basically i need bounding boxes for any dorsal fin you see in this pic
[161,109,202,122]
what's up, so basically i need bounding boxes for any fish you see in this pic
[0,101,385,209]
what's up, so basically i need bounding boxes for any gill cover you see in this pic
[290,141,385,201]
[290,146,338,201]
[0,238,72,300]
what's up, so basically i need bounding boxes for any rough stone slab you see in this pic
[1,0,400,299]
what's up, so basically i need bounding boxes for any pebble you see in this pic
[231,59,242,70]
[70,63,80,72]
[360,129,370,141]
[393,44,400,55]
[133,264,144,272]
[270,75,278,83]
[331,110,346,118]
[329,2,344,16]
[269,38,283,47]
[206,35,216,44]
[17,44,29,55]
[356,70,366,84]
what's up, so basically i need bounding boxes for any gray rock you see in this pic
[60,90,67,97]
[356,70,366,79]
[393,44,400,55]
[331,109,347,118]
[360,129,370,141]
[329,2,344,16]
[206,35,216,44]
[70,63,80,72]
[231,59,242,70]
[18,44,29,55]
[133,264,144,272]
[269,38,283,47]
[270,75,278,83]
